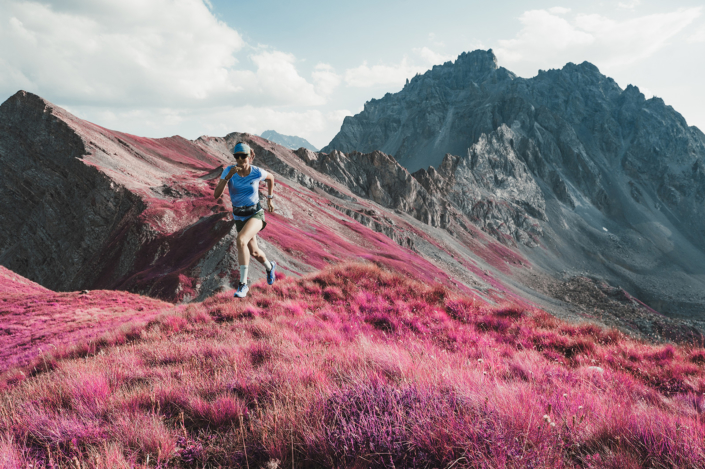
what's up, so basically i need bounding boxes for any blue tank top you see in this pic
[220,165,269,220]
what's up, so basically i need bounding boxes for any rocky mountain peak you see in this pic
[323,50,705,318]
[622,84,647,101]
[403,49,508,93]
[455,48,499,73]
[5,90,52,113]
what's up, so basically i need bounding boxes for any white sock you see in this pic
[239,265,248,284]
[263,260,273,272]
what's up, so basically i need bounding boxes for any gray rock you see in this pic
[0,91,145,291]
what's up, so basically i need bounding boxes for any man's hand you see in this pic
[225,166,238,179]
[268,198,275,213]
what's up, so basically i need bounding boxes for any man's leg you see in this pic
[247,235,267,264]
[236,217,263,286]
[248,235,276,284]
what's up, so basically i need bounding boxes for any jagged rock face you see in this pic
[0,92,145,291]
[296,148,449,227]
[414,125,545,246]
[324,50,705,318]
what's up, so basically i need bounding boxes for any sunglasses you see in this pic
[234,153,250,159]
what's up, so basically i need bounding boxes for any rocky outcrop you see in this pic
[413,125,545,246]
[296,148,450,228]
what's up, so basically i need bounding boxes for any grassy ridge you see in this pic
[1,263,704,468]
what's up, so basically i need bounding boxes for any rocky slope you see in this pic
[323,50,705,320]
[0,91,527,308]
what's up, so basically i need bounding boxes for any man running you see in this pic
[213,142,276,298]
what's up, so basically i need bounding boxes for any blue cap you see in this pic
[233,142,251,155]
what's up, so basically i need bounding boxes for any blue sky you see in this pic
[1,0,703,148]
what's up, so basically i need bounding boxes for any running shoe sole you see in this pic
[234,283,249,298]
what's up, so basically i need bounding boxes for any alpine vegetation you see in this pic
[1,263,704,468]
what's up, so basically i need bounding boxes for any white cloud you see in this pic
[689,27,705,43]
[618,0,641,10]
[344,47,452,88]
[250,51,324,106]
[548,7,571,15]
[428,32,445,47]
[345,58,418,88]
[0,0,325,108]
[311,64,342,96]
[413,47,454,65]
[495,10,594,65]
[0,0,243,104]
[69,103,332,143]
[495,7,702,75]
[326,109,352,123]
[212,106,328,137]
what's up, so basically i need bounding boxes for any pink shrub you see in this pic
[114,413,177,463]
[249,342,275,367]
[279,300,306,317]
[444,298,479,323]
[152,314,188,333]
[689,349,705,364]
[68,373,112,411]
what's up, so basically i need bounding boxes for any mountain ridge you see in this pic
[2,86,705,340]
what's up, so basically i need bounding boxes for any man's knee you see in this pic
[236,234,248,247]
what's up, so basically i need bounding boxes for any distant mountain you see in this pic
[323,49,705,320]
[260,129,318,151]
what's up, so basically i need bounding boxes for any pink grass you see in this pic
[1,263,704,468]
[0,266,173,375]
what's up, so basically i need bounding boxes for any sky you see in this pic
[0,0,703,149]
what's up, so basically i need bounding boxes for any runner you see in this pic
[213,142,276,298]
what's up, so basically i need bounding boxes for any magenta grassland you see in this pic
[0,266,173,374]
[1,263,705,468]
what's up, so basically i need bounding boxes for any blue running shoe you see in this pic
[267,261,277,285]
[234,283,249,298]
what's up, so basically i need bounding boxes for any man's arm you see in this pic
[214,166,237,199]
[214,179,227,199]
[264,172,275,212]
